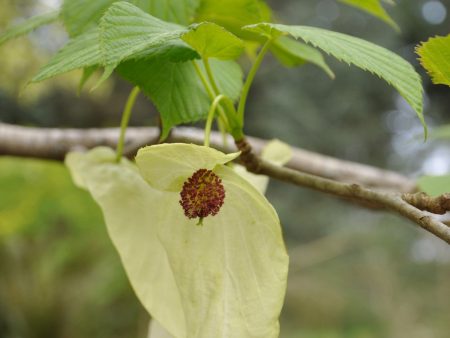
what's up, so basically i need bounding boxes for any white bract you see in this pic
[66,144,288,338]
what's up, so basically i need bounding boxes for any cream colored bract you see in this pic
[66,144,288,338]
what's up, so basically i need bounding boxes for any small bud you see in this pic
[179,169,225,224]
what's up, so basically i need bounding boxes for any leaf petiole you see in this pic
[217,116,229,147]
[192,60,216,100]
[204,94,227,147]
[116,86,140,163]
[237,38,273,124]
[193,60,243,141]
[203,58,221,95]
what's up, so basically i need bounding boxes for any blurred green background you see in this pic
[1,0,449,337]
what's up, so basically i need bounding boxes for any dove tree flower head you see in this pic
[66,143,289,338]
[179,168,225,224]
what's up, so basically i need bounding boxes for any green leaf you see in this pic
[129,0,200,25]
[338,0,399,31]
[32,28,101,83]
[416,35,450,88]
[41,2,198,85]
[195,0,272,40]
[66,145,288,338]
[182,22,244,60]
[128,39,199,63]
[117,58,243,138]
[90,64,115,91]
[0,11,60,46]
[62,0,200,36]
[99,2,195,67]
[244,23,426,136]
[62,0,117,37]
[78,66,99,94]
[270,36,334,78]
[418,175,450,197]
[200,59,244,100]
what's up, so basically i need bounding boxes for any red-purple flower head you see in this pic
[179,169,225,225]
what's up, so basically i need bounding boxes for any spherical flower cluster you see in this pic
[179,169,225,223]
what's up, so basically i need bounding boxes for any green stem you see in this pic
[116,86,140,163]
[192,60,215,100]
[217,109,230,131]
[204,95,226,147]
[237,39,272,124]
[193,60,231,129]
[203,58,221,95]
[193,59,242,141]
[217,117,229,148]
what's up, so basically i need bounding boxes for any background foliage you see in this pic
[1,0,450,337]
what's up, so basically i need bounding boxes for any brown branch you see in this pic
[0,122,448,243]
[235,138,450,244]
[402,192,450,214]
[0,122,416,192]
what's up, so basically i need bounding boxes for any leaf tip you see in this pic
[325,66,336,79]
[423,123,429,142]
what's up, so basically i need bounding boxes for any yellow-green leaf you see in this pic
[195,0,272,40]
[338,0,399,31]
[62,0,116,37]
[99,2,194,67]
[416,35,450,87]
[270,36,334,78]
[130,0,200,25]
[32,28,101,83]
[182,22,244,59]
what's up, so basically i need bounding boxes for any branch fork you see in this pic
[236,138,450,244]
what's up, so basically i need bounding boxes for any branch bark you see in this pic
[235,138,450,244]
[0,122,449,243]
[0,122,416,192]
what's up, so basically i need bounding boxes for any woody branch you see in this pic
[1,122,449,243]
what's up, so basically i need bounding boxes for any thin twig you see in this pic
[0,123,415,192]
[235,138,450,244]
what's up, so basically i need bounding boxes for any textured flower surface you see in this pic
[179,169,226,222]
[66,144,288,338]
